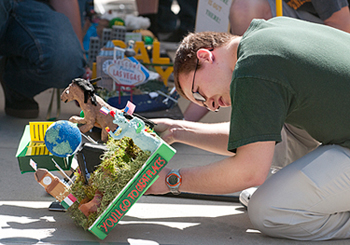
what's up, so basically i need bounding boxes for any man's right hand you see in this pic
[152,118,178,145]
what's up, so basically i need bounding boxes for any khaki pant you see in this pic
[248,124,350,240]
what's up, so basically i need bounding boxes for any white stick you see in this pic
[157,90,178,103]
[82,133,98,144]
[52,159,73,184]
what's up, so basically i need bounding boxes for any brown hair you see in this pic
[174,31,234,100]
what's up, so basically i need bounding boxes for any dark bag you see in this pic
[76,143,107,183]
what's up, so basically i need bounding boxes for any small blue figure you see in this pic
[107,111,160,153]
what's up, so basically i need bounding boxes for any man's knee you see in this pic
[247,186,332,240]
[248,190,277,237]
[247,177,311,239]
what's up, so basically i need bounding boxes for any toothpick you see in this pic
[52,159,73,184]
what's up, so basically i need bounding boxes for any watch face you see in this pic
[168,174,178,185]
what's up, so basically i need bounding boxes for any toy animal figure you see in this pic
[78,190,103,217]
[107,111,160,153]
[61,78,118,142]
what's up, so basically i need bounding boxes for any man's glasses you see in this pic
[191,57,219,112]
[191,59,206,102]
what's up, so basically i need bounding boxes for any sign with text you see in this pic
[107,57,148,86]
[195,0,233,33]
[88,143,176,240]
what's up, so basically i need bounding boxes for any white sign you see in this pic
[195,0,233,33]
[107,58,147,86]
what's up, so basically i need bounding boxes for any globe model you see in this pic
[44,120,82,158]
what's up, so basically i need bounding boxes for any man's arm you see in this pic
[146,141,275,195]
[324,6,350,33]
[153,118,234,156]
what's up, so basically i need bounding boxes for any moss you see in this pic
[67,137,151,230]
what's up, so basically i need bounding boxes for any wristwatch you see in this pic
[166,169,182,195]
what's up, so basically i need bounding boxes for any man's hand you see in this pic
[153,119,233,156]
[153,118,178,145]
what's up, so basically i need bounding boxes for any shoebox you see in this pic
[16,122,73,173]
[88,141,176,240]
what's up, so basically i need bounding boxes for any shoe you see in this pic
[4,94,39,119]
[0,58,39,118]
[239,187,257,209]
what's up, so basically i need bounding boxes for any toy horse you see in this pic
[61,78,118,142]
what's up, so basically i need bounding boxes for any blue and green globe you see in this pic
[44,120,82,158]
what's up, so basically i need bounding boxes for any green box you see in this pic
[16,125,73,173]
[88,142,176,240]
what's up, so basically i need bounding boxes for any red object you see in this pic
[114,84,134,104]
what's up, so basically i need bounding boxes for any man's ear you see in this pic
[196,49,214,63]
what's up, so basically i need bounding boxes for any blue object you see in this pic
[107,92,179,113]
[44,120,82,158]
[0,0,86,98]
[83,23,98,52]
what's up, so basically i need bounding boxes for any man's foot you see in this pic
[0,59,39,119]
[239,187,257,209]
[4,94,39,118]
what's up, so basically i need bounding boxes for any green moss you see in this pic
[67,137,151,230]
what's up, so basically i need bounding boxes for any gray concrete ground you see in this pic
[1,85,350,245]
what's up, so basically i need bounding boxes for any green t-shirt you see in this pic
[228,17,350,152]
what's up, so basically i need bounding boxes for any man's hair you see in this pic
[173,31,234,99]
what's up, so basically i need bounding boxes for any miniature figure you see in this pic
[106,110,160,153]
[32,158,77,210]
[61,78,119,142]
[78,190,103,217]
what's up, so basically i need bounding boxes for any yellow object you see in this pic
[92,62,97,79]
[29,121,54,142]
[26,142,49,156]
[276,0,283,16]
[27,122,54,156]
[154,66,173,86]
[151,41,173,86]
[110,39,174,85]
[152,42,170,64]
[112,40,127,49]
[134,41,151,63]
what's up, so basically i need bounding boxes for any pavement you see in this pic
[2,83,350,245]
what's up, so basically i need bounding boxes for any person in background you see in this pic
[143,0,198,43]
[183,0,350,122]
[230,0,350,35]
[0,0,87,118]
